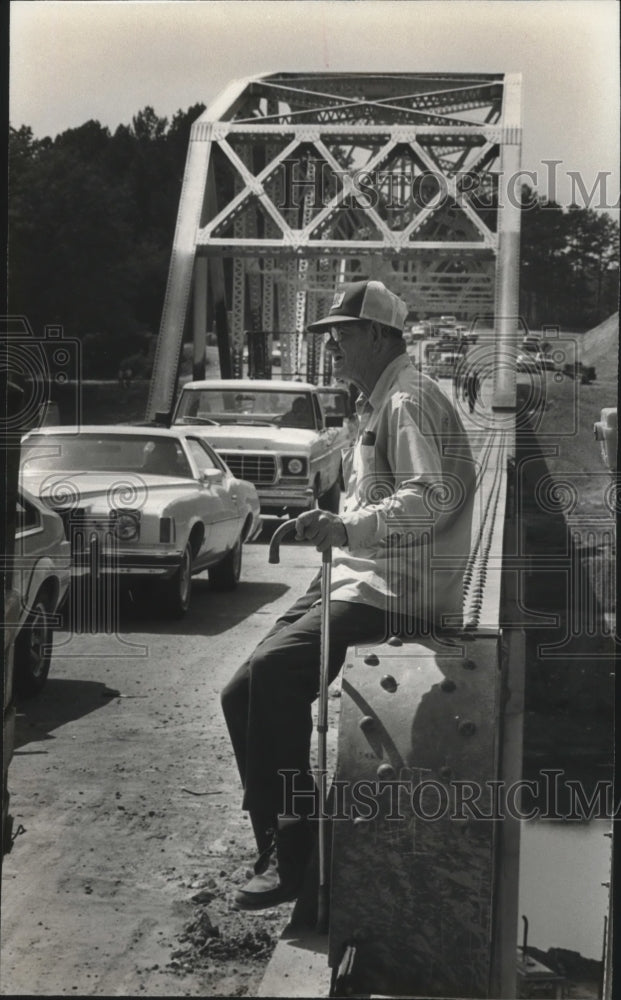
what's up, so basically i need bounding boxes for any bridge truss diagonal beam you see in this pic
[147,71,521,420]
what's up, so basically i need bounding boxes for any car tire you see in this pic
[14,591,54,698]
[209,537,242,590]
[319,479,341,514]
[159,542,193,618]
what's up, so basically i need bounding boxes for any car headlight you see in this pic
[283,457,307,476]
[113,511,140,541]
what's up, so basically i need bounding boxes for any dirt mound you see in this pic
[166,870,292,996]
[579,312,619,368]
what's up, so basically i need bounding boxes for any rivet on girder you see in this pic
[359,715,375,732]
[462,659,477,670]
[380,674,398,693]
[364,653,380,665]
[387,636,403,646]
[459,720,477,738]
[377,763,396,781]
[353,816,369,827]
[441,678,456,693]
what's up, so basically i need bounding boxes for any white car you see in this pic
[516,352,539,372]
[408,322,431,338]
[12,487,71,697]
[533,352,559,371]
[20,426,262,618]
[172,379,349,515]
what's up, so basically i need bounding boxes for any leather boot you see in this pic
[234,820,315,910]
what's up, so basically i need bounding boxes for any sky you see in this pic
[8,0,620,212]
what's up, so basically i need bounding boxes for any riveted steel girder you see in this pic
[329,634,503,998]
[146,71,521,424]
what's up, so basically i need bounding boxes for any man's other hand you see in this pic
[295,510,347,553]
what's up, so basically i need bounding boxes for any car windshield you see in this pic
[175,389,316,429]
[21,434,194,478]
[317,391,347,417]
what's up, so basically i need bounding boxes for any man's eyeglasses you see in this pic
[325,325,360,344]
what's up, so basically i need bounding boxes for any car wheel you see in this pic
[209,536,242,590]
[160,542,193,618]
[14,591,54,698]
[319,479,341,514]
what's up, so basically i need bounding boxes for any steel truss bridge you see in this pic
[144,72,543,1000]
[146,71,522,419]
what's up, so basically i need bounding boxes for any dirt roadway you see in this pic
[1,533,336,998]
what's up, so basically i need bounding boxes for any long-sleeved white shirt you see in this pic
[331,354,475,627]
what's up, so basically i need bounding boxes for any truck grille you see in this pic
[220,453,277,485]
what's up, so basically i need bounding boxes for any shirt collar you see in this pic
[365,353,412,412]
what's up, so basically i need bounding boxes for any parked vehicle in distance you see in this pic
[172,379,350,515]
[534,351,559,371]
[12,486,71,696]
[516,352,539,372]
[461,329,478,345]
[436,351,463,376]
[242,345,282,369]
[521,335,541,354]
[20,426,262,618]
[407,322,431,341]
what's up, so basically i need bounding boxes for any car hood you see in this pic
[20,470,199,507]
[178,424,317,451]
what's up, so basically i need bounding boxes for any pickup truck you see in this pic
[171,379,352,515]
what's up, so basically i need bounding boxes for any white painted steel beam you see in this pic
[492,72,523,411]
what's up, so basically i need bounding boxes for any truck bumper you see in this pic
[257,486,315,516]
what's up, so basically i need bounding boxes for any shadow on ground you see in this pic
[13,678,120,749]
[58,578,291,638]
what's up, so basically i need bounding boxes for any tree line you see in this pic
[8,105,619,377]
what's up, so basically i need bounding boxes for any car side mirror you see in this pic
[325,414,344,427]
[200,468,224,484]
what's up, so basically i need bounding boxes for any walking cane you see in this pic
[269,519,331,935]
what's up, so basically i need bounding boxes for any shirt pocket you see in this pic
[354,440,379,504]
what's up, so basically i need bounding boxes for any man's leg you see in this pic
[221,597,389,907]
[220,577,322,852]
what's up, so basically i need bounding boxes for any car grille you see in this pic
[54,508,116,556]
[220,453,277,485]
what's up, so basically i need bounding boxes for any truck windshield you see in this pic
[175,389,316,429]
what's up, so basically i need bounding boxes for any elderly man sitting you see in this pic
[221,279,475,911]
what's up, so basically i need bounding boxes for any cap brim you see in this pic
[306,314,363,333]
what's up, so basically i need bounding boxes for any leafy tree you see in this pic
[8,127,136,353]
[563,205,619,321]
[519,185,619,329]
[7,105,207,374]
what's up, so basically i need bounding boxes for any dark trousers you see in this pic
[220,574,391,849]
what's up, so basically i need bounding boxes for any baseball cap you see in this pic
[307,279,408,334]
